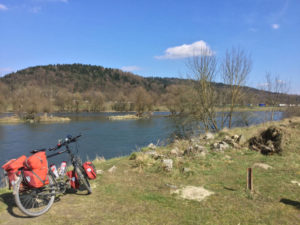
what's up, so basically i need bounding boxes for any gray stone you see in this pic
[108,165,117,173]
[162,159,173,171]
[148,143,156,150]
[212,141,230,151]
[237,134,246,145]
[183,167,192,173]
[253,163,273,170]
[203,132,214,140]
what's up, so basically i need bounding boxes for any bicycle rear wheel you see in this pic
[75,166,92,194]
[14,173,55,217]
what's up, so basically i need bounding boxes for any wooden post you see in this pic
[247,168,253,192]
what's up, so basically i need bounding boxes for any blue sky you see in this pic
[0,0,299,93]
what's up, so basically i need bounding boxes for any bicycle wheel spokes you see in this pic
[18,188,52,213]
[15,175,56,217]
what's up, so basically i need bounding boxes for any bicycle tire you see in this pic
[14,174,55,217]
[75,166,92,194]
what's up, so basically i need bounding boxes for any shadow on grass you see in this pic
[0,188,89,218]
[280,198,300,210]
[0,192,29,218]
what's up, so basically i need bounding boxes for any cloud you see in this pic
[272,24,280,29]
[0,4,8,10]
[155,40,213,60]
[121,66,141,72]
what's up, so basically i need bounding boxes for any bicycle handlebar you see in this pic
[30,134,81,154]
[49,134,82,151]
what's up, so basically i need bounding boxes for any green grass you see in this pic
[1,117,300,224]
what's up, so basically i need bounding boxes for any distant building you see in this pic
[279,104,287,107]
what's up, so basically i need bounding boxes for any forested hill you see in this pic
[0,64,299,113]
[1,64,188,94]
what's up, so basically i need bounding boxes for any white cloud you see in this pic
[0,4,8,10]
[155,40,213,60]
[121,66,141,72]
[272,24,280,29]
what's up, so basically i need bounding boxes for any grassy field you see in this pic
[1,117,300,224]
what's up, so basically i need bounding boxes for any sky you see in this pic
[0,0,299,93]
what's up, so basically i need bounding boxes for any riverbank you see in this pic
[1,117,300,224]
[0,114,71,124]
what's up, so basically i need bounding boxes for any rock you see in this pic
[171,186,214,202]
[96,169,103,174]
[145,150,162,160]
[148,143,156,150]
[182,167,192,173]
[184,145,207,156]
[162,159,173,171]
[253,163,273,170]
[203,132,214,140]
[170,147,180,157]
[108,165,117,173]
[291,180,300,187]
[165,183,178,189]
[232,134,240,141]
[212,141,230,152]
[237,134,246,145]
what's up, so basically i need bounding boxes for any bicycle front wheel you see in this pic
[75,166,92,194]
[14,173,55,217]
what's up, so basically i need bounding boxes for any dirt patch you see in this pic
[249,126,283,155]
[171,186,214,202]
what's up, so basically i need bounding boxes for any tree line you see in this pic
[0,62,299,122]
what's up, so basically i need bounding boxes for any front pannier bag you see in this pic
[66,170,79,189]
[83,162,96,180]
[23,151,49,188]
[2,155,26,189]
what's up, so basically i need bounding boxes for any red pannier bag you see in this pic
[23,151,49,188]
[66,170,79,189]
[2,155,26,189]
[83,162,96,180]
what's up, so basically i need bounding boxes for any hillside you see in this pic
[0,64,299,113]
[1,64,188,96]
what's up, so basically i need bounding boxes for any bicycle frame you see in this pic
[46,143,81,194]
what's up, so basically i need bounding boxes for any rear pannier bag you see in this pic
[1,155,26,189]
[66,170,79,189]
[23,152,49,188]
[83,162,96,180]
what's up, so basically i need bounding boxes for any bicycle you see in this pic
[13,134,92,217]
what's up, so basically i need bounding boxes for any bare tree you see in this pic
[221,47,252,128]
[132,87,153,117]
[263,72,288,120]
[187,50,220,131]
[163,85,189,116]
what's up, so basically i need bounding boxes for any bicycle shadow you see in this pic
[0,192,29,218]
[0,191,62,218]
[0,188,89,218]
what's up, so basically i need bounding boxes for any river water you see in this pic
[0,111,283,167]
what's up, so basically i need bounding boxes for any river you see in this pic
[0,111,283,167]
